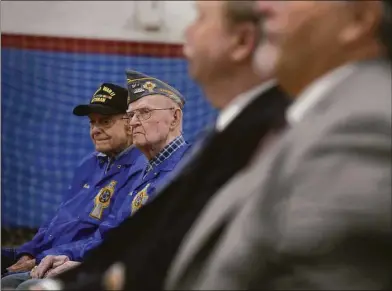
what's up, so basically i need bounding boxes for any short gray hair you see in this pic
[224,1,258,24]
[166,94,184,109]
[380,1,392,59]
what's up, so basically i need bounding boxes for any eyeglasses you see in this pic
[126,107,174,121]
[89,116,127,130]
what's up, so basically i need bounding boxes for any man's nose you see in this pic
[91,124,103,135]
[128,115,141,127]
[184,21,194,43]
[255,1,278,16]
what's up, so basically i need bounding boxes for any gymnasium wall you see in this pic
[1,1,217,228]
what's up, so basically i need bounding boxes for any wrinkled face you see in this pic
[255,1,354,91]
[89,113,131,155]
[127,95,177,148]
[184,1,234,84]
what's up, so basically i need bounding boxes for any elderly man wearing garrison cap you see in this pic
[1,83,146,290]
[122,70,191,215]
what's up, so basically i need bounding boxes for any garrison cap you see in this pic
[126,70,185,108]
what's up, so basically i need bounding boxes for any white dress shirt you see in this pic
[216,79,277,132]
[286,64,356,126]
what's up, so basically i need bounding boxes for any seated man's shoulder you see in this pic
[79,151,101,167]
[130,148,147,164]
[177,142,192,158]
[70,151,105,175]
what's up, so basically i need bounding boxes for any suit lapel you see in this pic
[166,155,268,287]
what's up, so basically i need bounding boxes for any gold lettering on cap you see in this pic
[93,86,102,96]
[91,97,107,103]
[102,86,116,97]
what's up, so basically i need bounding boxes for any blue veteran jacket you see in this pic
[119,142,192,220]
[16,146,146,263]
[57,141,191,261]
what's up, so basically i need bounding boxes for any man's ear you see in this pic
[338,1,383,46]
[170,108,182,129]
[230,23,258,63]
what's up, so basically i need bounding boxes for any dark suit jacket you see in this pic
[57,84,291,290]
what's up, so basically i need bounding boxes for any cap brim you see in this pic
[73,104,123,116]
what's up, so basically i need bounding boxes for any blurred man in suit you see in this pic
[32,1,290,290]
[166,0,392,289]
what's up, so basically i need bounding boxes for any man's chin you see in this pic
[133,140,148,148]
[253,43,280,77]
[132,134,146,144]
[188,66,199,81]
[95,144,112,154]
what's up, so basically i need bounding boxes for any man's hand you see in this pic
[7,254,36,272]
[31,255,69,279]
[103,262,125,290]
[45,261,81,278]
[29,278,64,290]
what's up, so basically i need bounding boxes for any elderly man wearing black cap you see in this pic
[1,83,146,290]
[73,83,134,154]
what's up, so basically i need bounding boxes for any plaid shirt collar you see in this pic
[144,135,186,176]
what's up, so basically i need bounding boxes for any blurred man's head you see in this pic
[184,1,266,108]
[73,83,132,156]
[126,71,184,160]
[254,0,389,96]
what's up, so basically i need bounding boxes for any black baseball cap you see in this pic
[73,83,128,116]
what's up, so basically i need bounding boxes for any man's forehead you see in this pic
[196,0,223,11]
[290,1,347,11]
[88,113,118,119]
[128,94,168,110]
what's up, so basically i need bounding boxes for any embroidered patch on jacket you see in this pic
[90,180,117,220]
[131,184,150,215]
